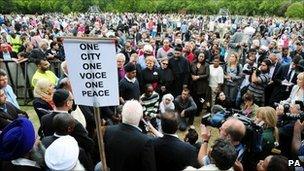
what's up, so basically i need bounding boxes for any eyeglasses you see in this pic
[162,63,168,65]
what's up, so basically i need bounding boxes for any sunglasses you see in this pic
[162,63,168,65]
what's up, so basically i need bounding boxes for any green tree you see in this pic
[285,2,304,18]
[28,0,41,13]
[62,6,71,14]
[71,0,84,12]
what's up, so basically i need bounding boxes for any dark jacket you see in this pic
[104,123,156,171]
[190,61,210,95]
[41,135,94,171]
[119,77,140,101]
[0,160,42,171]
[159,67,174,94]
[32,97,53,122]
[39,111,95,155]
[141,67,160,91]
[269,64,298,105]
[152,135,200,171]
[0,102,28,130]
[168,56,190,96]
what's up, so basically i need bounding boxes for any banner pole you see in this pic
[93,105,108,171]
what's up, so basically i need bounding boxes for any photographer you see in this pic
[199,117,246,165]
[237,53,257,107]
[277,102,304,158]
[247,59,271,106]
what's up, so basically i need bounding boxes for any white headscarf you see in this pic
[159,93,175,114]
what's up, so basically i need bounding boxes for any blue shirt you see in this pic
[281,56,292,65]
[4,85,19,109]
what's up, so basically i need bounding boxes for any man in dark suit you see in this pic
[265,53,281,105]
[39,89,95,157]
[0,89,28,130]
[152,110,200,171]
[104,100,156,171]
[41,113,94,171]
[269,55,302,106]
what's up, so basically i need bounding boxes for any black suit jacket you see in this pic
[0,102,28,130]
[32,97,53,122]
[152,135,200,171]
[269,64,298,105]
[104,123,156,171]
[41,135,94,171]
[39,111,95,154]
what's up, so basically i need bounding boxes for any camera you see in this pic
[243,66,260,76]
[201,112,228,128]
[274,102,290,114]
[201,105,231,128]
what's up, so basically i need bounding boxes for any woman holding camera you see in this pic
[255,107,279,160]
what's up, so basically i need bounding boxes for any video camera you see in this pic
[275,101,304,127]
[243,66,260,76]
[201,105,232,128]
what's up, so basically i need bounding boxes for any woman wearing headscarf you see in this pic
[33,78,54,122]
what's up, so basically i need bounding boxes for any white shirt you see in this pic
[209,65,224,88]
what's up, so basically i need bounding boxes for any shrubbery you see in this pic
[285,2,304,19]
[0,0,302,18]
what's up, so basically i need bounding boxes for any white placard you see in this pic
[63,38,119,107]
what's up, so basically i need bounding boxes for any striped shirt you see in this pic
[248,73,270,103]
[140,92,160,117]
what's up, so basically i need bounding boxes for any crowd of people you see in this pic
[0,12,304,170]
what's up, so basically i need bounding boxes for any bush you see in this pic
[62,6,71,14]
[285,2,304,19]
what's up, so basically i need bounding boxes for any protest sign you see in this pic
[63,38,119,107]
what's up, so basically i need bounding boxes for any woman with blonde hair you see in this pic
[33,78,54,122]
[255,107,279,159]
[223,52,242,107]
[282,72,304,104]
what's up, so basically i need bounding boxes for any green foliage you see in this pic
[71,0,84,12]
[285,2,304,19]
[1,0,303,18]
[62,6,71,14]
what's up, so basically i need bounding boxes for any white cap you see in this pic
[45,135,79,171]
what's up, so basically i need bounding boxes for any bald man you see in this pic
[219,118,246,160]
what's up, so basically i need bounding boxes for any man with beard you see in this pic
[168,45,190,97]
[31,57,58,88]
[120,41,136,64]
[247,59,271,106]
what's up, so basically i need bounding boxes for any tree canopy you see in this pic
[0,0,303,18]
